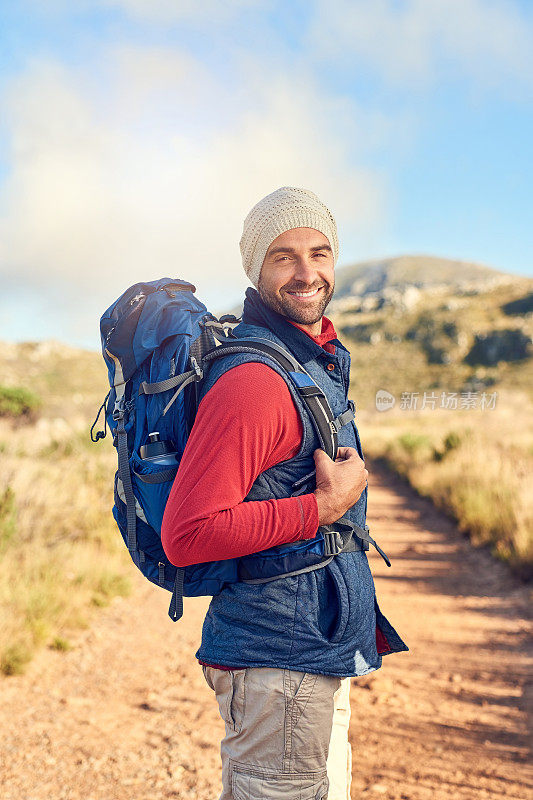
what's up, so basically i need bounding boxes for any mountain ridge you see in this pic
[333,253,514,299]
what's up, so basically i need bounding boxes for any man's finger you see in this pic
[336,446,360,461]
[313,448,332,463]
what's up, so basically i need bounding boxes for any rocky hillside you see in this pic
[332,253,509,300]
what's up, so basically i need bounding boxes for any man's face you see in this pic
[257,228,335,326]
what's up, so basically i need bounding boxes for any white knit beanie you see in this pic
[240,186,339,287]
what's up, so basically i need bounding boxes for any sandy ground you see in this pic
[0,459,531,800]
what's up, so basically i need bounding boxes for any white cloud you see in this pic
[0,46,393,346]
[308,0,533,96]
[24,0,270,24]
[103,0,269,23]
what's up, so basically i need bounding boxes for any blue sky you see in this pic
[0,0,532,349]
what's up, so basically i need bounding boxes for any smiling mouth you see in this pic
[286,286,323,300]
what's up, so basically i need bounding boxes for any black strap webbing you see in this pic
[133,466,178,484]
[139,370,195,396]
[114,402,137,555]
[239,514,391,585]
[322,517,391,567]
[168,568,185,621]
[330,400,355,434]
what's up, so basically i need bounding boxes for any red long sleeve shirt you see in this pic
[161,316,337,568]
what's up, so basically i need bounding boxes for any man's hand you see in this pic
[313,447,368,526]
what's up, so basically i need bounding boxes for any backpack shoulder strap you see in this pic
[202,337,340,460]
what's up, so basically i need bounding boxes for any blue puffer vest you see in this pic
[195,288,408,677]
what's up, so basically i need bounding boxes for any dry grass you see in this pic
[0,426,131,674]
[357,388,533,579]
[0,341,132,676]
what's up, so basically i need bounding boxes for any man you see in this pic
[161,186,408,800]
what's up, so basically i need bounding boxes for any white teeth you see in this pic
[288,288,321,298]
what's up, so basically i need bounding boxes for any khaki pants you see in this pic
[202,665,352,800]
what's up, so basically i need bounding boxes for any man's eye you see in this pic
[314,252,327,257]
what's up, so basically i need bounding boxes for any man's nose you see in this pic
[292,257,318,284]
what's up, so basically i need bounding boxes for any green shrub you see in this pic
[38,439,75,458]
[95,571,131,599]
[443,431,462,452]
[50,636,72,652]
[1,642,33,676]
[91,571,131,608]
[0,487,17,555]
[0,385,41,420]
[397,432,432,455]
[433,430,462,461]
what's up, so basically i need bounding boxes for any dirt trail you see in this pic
[1,459,531,800]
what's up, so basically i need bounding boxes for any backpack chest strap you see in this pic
[321,517,391,567]
[330,400,356,434]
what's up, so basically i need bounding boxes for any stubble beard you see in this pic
[257,277,335,326]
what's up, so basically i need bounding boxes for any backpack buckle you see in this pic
[112,396,125,422]
[322,529,344,557]
[329,419,340,435]
[329,399,356,434]
[358,525,370,551]
[190,356,203,379]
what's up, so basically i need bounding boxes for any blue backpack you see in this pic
[91,278,388,621]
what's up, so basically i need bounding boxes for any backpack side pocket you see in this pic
[130,450,178,532]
